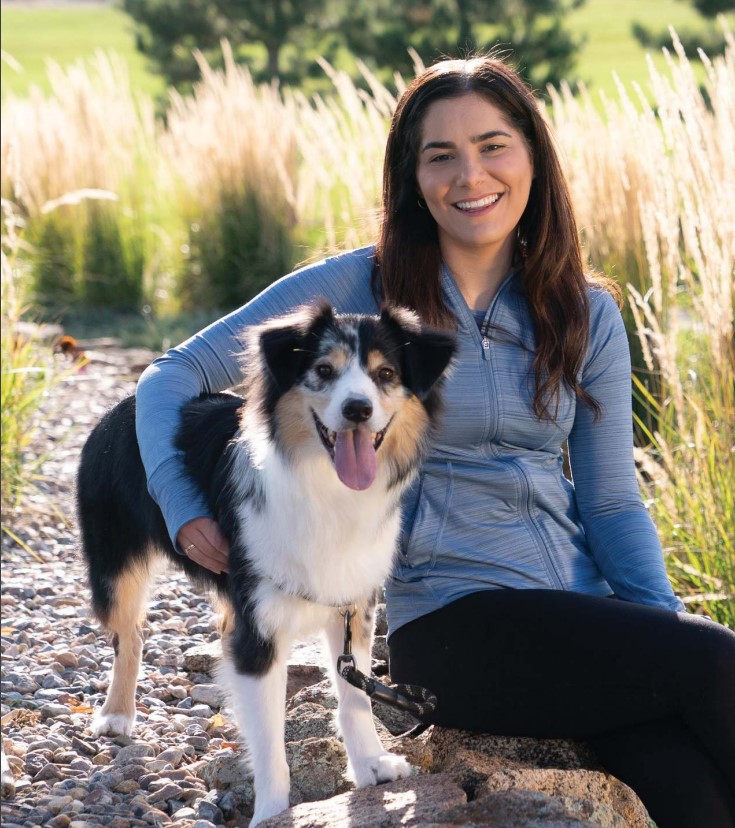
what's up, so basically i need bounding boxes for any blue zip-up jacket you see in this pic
[135,246,685,635]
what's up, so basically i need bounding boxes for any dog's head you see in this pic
[246,301,455,490]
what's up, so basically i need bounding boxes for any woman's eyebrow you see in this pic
[420,130,512,153]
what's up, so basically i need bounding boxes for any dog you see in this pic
[76,301,455,825]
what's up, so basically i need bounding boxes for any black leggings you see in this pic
[388,589,735,828]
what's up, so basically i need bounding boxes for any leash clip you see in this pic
[336,608,438,720]
[337,653,356,677]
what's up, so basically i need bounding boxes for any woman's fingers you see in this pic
[177,517,230,574]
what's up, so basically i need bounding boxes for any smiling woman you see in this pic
[415,94,534,310]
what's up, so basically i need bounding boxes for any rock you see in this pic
[1,747,16,799]
[286,737,351,805]
[284,703,335,742]
[147,782,186,804]
[259,772,465,827]
[114,743,157,763]
[70,737,98,757]
[40,703,71,721]
[430,729,598,771]
[196,799,223,823]
[287,664,327,700]
[427,728,650,828]
[431,789,600,826]
[189,685,222,708]
[372,697,421,736]
[197,750,250,790]
[182,643,220,675]
[157,748,185,768]
[477,768,645,826]
[286,679,337,711]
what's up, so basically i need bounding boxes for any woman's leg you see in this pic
[388,589,735,828]
[590,719,734,828]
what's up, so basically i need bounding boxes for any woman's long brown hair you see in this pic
[374,55,618,420]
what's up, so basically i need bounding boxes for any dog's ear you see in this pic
[259,301,334,391]
[380,305,456,399]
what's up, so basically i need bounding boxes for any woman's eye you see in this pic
[429,153,452,163]
[482,143,503,153]
[378,366,395,382]
[316,364,334,379]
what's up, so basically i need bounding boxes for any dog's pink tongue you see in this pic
[334,429,377,490]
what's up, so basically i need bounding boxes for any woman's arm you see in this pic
[135,247,378,554]
[568,289,685,612]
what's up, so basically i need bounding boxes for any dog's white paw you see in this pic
[249,794,290,826]
[90,711,135,737]
[350,752,412,787]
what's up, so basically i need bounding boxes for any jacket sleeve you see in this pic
[567,289,685,612]
[135,248,378,549]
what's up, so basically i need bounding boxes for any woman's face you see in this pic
[415,93,534,268]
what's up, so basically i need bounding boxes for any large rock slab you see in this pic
[430,788,620,827]
[424,728,651,828]
[259,772,466,827]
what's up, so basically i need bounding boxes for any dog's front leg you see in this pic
[220,615,290,826]
[323,605,412,788]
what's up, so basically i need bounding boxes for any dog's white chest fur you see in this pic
[235,445,401,616]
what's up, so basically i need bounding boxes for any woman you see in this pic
[136,56,735,827]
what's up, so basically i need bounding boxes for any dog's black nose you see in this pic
[342,398,373,423]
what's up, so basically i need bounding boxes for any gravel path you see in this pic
[1,344,253,828]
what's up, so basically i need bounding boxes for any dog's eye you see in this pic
[378,367,395,382]
[316,363,334,379]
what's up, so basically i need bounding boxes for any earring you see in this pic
[417,196,427,210]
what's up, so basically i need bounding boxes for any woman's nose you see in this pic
[456,154,484,187]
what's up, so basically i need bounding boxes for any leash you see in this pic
[336,608,437,721]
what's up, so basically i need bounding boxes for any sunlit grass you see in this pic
[0,5,165,100]
[0,203,78,522]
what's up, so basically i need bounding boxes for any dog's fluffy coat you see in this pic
[77,302,455,824]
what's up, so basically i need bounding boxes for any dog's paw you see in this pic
[249,795,290,826]
[350,752,412,787]
[90,711,135,737]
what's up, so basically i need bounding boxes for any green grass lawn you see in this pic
[1,4,165,100]
[1,0,732,102]
[567,0,732,95]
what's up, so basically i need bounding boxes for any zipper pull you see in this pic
[482,336,490,350]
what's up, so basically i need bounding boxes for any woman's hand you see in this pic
[177,517,230,574]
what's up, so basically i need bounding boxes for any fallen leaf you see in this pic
[69,702,94,714]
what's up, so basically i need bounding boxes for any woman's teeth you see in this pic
[455,194,500,210]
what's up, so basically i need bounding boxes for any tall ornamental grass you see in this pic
[0,202,78,532]
[1,52,171,310]
[551,28,734,623]
[163,44,300,311]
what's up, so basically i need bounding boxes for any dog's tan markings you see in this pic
[275,389,314,458]
[320,346,349,372]
[216,599,236,640]
[219,604,236,662]
[99,560,150,723]
[380,395,429,469]
[366,350,387,375]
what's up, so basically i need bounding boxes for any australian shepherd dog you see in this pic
[77,301,455,824]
